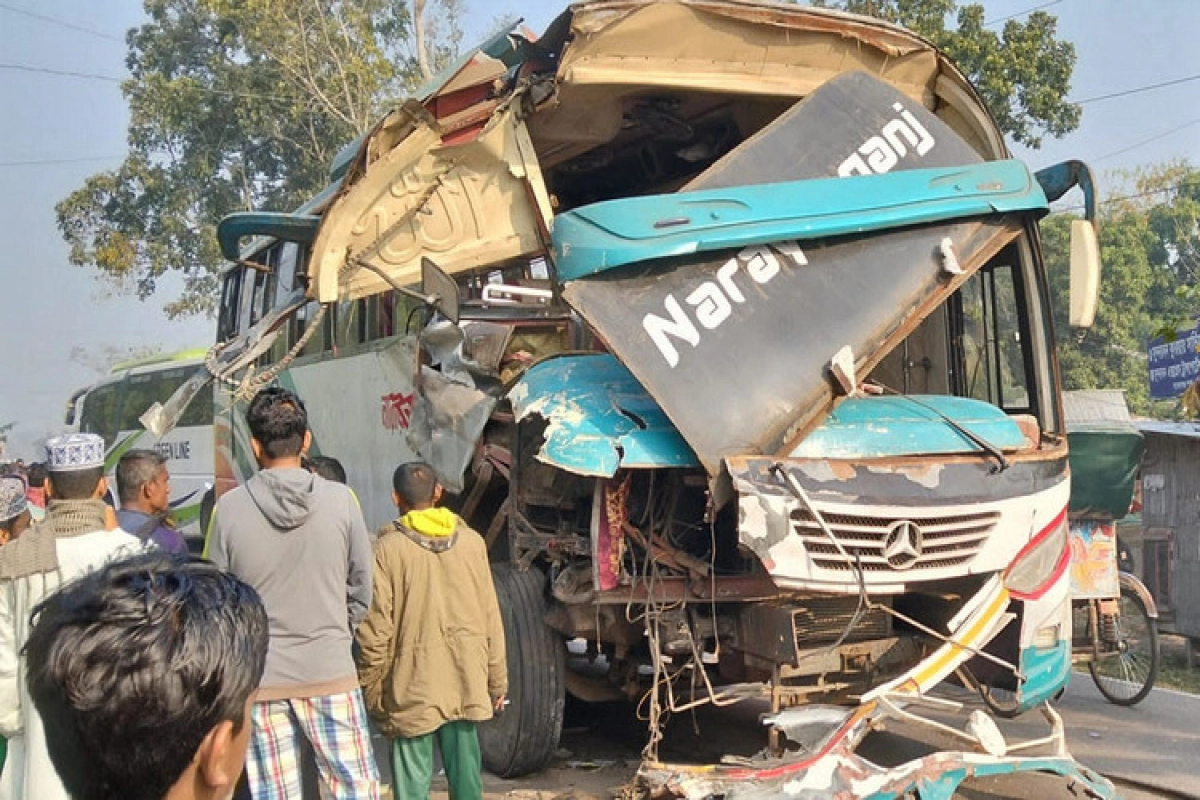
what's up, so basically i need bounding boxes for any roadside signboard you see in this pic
[1149,322,1200,399]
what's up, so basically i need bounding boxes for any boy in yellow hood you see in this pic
[356,462,507,799]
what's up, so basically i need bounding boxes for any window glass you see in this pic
[956,262,1031,411]
[179,381,214,427]
[217,270,243,342]
[334,298,367,346]
[993,267,1030,408]
[118,367,191,431]
[248,261,271,327]
[298,301,329,356]
[237,267,257,335]
[277,242,300,300]
[78,383,120,445]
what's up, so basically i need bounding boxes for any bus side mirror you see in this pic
[421,258,460,325]
[1070,219,1100,329]
[1034,161,1101,330]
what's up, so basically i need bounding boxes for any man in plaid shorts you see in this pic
[209,387,381,798]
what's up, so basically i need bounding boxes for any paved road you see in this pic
[451,673,1197,799]
[1038,675,1200,798]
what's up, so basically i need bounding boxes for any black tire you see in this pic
[979,681,1023,719]
[1089,588,1159,706]
[478,564,565,778]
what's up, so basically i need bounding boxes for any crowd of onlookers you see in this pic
[0,386,507,800]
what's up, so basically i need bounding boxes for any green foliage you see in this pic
[814,0,1079,147]
[56,0,462,318]
[1043,162,1200,418]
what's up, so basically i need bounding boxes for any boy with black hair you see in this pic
[0,433,143,800]
[307,455,348,485]
[24,551,269,800]
[356,461,507,800]
[208,387,381,798]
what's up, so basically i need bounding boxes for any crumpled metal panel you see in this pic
[553,159,1045,282]
[509,353,700,476]
[407,367,497,494]
[309,103,553,303]
[534,0,1004,160]
[563,217,1021,478]
[558,71,1027,476]
[637,575,1114,800]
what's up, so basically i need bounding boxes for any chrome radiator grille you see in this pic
[790,508,999,574]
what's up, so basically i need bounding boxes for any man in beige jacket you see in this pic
[356,462,506,800]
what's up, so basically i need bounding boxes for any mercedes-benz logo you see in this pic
[882,520,924,570]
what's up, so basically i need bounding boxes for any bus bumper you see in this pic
[637,574,1109,799]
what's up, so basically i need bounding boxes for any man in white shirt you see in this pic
[0,433,142,800]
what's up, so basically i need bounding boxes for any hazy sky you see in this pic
[1,0,1197,459]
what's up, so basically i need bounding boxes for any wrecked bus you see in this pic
[152,1,1115,795]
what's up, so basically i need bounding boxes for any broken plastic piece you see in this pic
[830,345,856,395]
[967,709,1007,757]
[940,236,963,275]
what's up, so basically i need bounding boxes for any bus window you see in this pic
[954,257,1033,411]
[248,261,272,327]
[236,267,256,335]
[118,367,194,432]
[277,242,300,298]
[298,301,330,356]
[78,382,120,445]
[366,291,398,340]
[179,378,214,427]
[63,389,86,427]
[217,269,242,342]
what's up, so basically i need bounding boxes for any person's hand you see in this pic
[493,694,507,713]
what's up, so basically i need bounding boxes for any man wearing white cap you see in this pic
[0,479,30,545]
[0,433,142,800]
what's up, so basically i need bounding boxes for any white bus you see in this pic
[186,2,1113,795]
[64,349,214,545]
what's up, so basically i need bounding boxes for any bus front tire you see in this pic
[478,563,565,778]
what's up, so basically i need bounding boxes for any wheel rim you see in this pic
[1089,591,1158,705]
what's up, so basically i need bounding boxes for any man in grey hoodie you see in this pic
[208,387,381,799]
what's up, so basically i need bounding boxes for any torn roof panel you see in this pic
[558,70,1031,476]
[509,353,700,476]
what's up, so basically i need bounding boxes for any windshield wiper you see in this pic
[883,391,1011,474]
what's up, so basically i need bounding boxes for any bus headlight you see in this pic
[1004,508,1069,600]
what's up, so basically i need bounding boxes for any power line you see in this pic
[985,0,1062,27]
[1094,119,1200,163]
[0,1,123,43]
[0,63,121,82]
[0,155,124,168]
[1052,181,1197,214]
[0,62,300,103]
[1075,73,1200,105]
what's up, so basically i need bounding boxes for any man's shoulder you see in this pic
[211,484,253,522]
[115,508,149,525]
[315,479,358,511]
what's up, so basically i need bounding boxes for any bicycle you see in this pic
[1071,570,1159,706]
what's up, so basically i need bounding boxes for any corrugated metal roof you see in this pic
[1136,420,1200,440]
[1063,390,1132,424]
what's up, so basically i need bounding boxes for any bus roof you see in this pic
[109,348,209,374]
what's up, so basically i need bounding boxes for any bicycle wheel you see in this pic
[1088,587,1159,706]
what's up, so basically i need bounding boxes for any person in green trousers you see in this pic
[356,462,508,799]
